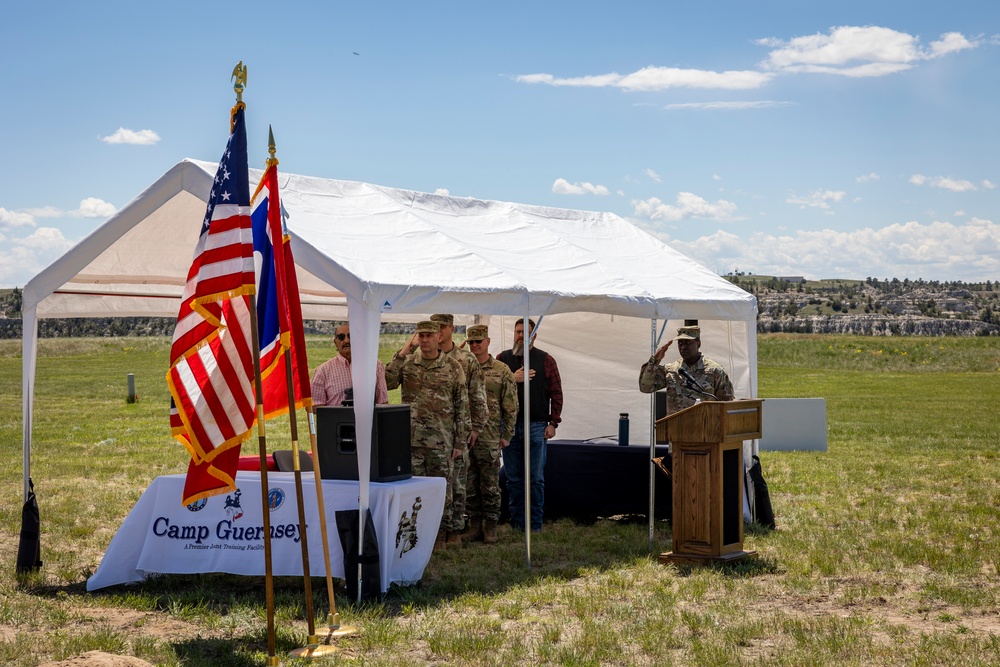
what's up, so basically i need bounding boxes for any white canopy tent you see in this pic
[21,159,758,549]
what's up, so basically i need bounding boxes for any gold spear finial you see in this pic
[266,125,279,168]
[232,61,248,103]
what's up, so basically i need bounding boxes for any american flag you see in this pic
[167,105,257,506]
[252,162,313,419]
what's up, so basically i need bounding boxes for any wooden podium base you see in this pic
[658,550,755,566]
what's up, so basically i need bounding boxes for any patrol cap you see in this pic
[430,314,454,326]
[466,324,488,340]
[416,320,440,334]
[676,325,701,340]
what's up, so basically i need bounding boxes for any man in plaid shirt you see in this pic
[311,324,389,406]
[497,318,563,532]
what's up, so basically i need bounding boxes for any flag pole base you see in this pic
[289,640,339,659]
[326,624,360,639]
[326,612,360,638]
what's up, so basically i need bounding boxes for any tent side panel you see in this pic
[489,314,754,446]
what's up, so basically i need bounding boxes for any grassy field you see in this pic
[1,334,998,666]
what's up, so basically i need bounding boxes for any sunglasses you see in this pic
[467,339,485,344]
[335,333,350,341]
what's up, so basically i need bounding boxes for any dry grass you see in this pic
[1,334,998,666]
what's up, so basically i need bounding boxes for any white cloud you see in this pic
[434,188,450,196]
[983,180,996,190]
[618,67,773,91]
[667,218,1000,282]
[645,169,662,183]
[552,178,610,196]
[935,177,977,192]
[23,206,62,218]
[101,128,161,145]
[910,175,978,192]
[632,192,738,222]
[856,172,880,183]
[928,32,976,58]
[786,189,845,209]
[955,210,966,217]
[18,226,74,250]
[712,174,722,181]
[665,100,793,110]
[516,25,976,106]
[0,207,35,229]
[76,197,118,218]
[18,198,118,221]
[760,26,977,77]
[0,227,77,287]
[516,67,773,91]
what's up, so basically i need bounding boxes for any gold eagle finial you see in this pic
[231,61,248,102]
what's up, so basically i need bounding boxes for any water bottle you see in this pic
[618,412,629,446]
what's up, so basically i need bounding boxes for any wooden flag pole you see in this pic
[249,297,279,666]
[233,66,279,667]
[305,406,338,622]
[259,133,331,661]
[261,129,357,654]
[283,348,340,659]
[305,404,359,640]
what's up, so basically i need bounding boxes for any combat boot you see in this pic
[446,531,463,546]
[483,518,498,544]
[461,516,483,542]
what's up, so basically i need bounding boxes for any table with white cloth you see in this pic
[87,471,446,592]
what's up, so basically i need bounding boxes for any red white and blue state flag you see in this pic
[252,163,313,419]
[167,105,257,506]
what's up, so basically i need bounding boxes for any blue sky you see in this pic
[2,1,998,287]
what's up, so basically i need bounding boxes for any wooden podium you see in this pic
[656,400,762,565]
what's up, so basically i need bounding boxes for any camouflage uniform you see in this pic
[467,351,518,522]
[441,342,489,533]
[385,338,470,530]
[639,355,735,413]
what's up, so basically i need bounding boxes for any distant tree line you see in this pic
[3,278,997,338]
[0,288,428,341]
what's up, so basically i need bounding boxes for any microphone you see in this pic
[677,366,698,385]
[677,367,717,400]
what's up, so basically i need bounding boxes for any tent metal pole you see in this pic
[22,305,38,502]
[648,318,656,551]
[522,314,532,567]
[749,319,761,459]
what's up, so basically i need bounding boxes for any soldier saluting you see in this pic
[638,325,735,413]
[385,320,470,551]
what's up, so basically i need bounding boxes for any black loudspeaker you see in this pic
[655,391,668,426]
[655,390,667,421]
[315,405,412,482]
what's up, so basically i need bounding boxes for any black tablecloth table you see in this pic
[499,440,672,524]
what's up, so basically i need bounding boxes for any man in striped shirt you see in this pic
[311,324,389,406]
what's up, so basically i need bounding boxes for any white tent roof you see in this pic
[22,158,758,514]
[27,159,755,322]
